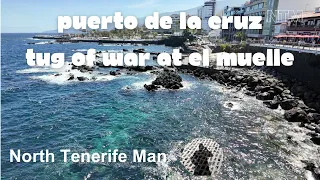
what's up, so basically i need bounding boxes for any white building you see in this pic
[271,0,320,36]
[170,14,181,35]
[198,0,216,33]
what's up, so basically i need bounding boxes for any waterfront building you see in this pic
[170,14,181,35]
[270,0,320,38]
[287,7,320,36]
[262,0,279,39]
[243,0,267,39]
[273,21,287,36]
[198,0,216,33]
[221,6,245,41]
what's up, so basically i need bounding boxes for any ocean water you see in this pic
[1,33,318,180]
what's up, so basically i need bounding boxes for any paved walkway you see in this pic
[251,43,320,55]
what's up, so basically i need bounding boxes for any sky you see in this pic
[1,0,241,33]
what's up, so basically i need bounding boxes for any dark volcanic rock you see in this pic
[133,48,145,53]
[255,86,271,93]
[311,136,320,145]
[263,100,279,109]
[68,74,75,81]
[226,102,234,108]
[244,91,255,96]
[280,99,299,110]
[144,69,183,91]
[110,70,121,76]
[302,160,320,178]
[72,65,94,72]
[144,84,159,91]
[257,92,274,100]
[77,76,88,81]
[247,76,259,87]
[130,66,154,72]
[152,70,183,89]
[284,108,308,122]
[274,85,284,94]
[307,113,320,124]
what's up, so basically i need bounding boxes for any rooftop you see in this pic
[289,11,320,20]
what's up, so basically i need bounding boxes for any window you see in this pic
[316,19,320,27]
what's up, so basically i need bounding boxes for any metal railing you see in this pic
[211,39,320,54]
[250,40,320,54]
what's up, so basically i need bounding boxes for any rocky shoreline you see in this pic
[33,42,320,177]
[51,45,320,148]
[176,64,320,178]
[178,66,320,143]
[144,68,183,91]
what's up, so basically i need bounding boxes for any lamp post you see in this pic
[314,26,318,46]
[305,4,309,11]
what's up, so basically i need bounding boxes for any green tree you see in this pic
[234,31,246,41]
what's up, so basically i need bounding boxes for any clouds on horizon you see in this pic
[128,0,160,9]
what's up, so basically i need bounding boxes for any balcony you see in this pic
[287,26,320,31]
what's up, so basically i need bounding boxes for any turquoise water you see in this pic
[1,33,308,179]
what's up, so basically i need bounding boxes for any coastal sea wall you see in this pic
[37,35,187,47]
[210,45,320,92]
[248,46,320,92]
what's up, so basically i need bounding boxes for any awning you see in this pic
[295,35,306,38]
[303,35,320,38]
[274,34,320,38]
[274,34,287,38]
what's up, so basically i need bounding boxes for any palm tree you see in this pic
[234,31,246,41]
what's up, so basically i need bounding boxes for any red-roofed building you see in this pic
[287,7,320,35]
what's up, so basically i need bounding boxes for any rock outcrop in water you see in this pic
[77,76,89,81]
[178,66,320,145]
[110,70,121,76]
[130,66,154,72]
[303,160,320,179]
[144,69,183,91]
[72,64,95,73]
[133,48,145,53]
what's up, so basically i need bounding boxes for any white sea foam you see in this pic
[34,41,54,45]
[106,50,122,53]
[141,141,187,180]
[131,77,156,90]
[206,82,320,176]
[181,81,193,90]
[28,62,116,85]
[223,101,241,110]
[101,44,123,46]
[72,49,88,52]
[26,38,42,41]
[30,71,116,85]
[16,68,55,74]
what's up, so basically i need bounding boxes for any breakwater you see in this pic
[210,44,320,92]
[33,35,187,47]
[249,46,320,92]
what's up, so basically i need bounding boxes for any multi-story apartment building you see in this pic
[222,6,245,41]
[243,0,267,39]
[263,0,279,39]
[198,0,216,33]
[221,0,320,40]
[287,7,320,35]
[170,14,181,35]
[273,21,287,36]
[272,0,320,37]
